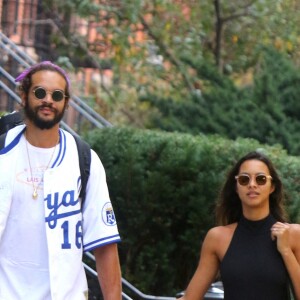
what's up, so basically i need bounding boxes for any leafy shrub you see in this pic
[86,127,300,296]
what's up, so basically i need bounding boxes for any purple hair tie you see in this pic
[15,61,71,87]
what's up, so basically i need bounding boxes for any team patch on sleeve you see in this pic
[101,202,117,226]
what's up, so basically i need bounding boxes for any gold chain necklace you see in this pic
[25,132,59,199]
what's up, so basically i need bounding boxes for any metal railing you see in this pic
[85,252,176,300]
[0,30,178,300]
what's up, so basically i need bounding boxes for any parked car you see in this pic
[176,281,224,299]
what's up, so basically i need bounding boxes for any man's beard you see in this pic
[24,102,66,130]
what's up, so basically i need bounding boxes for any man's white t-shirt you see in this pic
[0,136,55,299]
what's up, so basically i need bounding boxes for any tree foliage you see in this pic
[144,47,300,155]
[39,0,300,129]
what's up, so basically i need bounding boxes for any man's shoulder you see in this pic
[6,124,26,138]
[61,130,90,148]
[0,125,26,152]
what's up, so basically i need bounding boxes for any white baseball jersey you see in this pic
[0,125,121,300]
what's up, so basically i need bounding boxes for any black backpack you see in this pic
[0,111,91,206]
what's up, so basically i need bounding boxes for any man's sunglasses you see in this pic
[235,174,272,186]
[32,87,66,102]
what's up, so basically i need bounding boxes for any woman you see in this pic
[179,151,300,300]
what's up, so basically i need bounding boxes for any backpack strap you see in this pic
[0,133,7,149]
[0,111,23,135]
[73,135,91,207]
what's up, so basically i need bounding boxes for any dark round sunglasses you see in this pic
[235,174,272,186]
[32,87,66,102]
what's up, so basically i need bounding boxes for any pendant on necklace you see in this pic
[32,188,38,199]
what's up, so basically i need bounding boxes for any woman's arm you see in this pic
[178,227,221,300]
[271,223,300,300]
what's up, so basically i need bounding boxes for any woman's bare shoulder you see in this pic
[204,223,238,260]
[206,223,237,241]
[288,224,300,250]
[289,223,300,235]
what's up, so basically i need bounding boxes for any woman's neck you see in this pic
[242,208,270,221]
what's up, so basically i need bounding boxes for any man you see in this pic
[0,61,122,299]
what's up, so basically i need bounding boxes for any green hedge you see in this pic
[86,127,300,296]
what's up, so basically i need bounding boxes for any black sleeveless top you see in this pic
[220,214,290,300]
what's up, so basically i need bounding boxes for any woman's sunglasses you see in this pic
[32,87,66,102]
[235,174,272,186]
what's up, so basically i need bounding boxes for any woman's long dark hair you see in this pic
[216,151,288,225]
